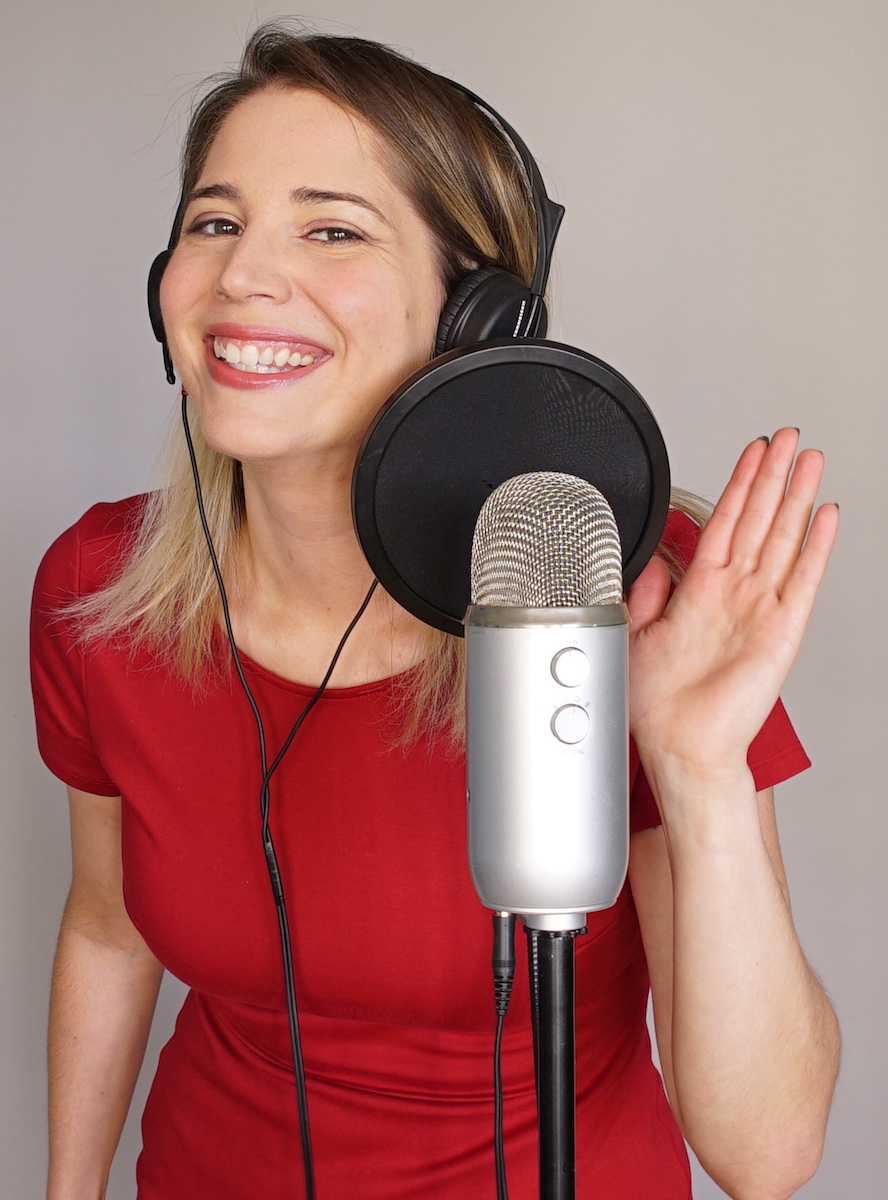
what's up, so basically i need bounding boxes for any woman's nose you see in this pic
[214,225,294,304]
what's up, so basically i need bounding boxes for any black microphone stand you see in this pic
[526,921,586,1200]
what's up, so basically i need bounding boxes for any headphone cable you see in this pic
[181,390,378,1200]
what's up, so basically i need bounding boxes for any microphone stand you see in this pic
[526,919,585,1200]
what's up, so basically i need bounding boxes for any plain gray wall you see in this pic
[2,1,884,1196]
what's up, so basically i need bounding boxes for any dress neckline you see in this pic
[237,647,416,699]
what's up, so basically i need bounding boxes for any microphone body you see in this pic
[465,473,629,932]
[466,607,628,931]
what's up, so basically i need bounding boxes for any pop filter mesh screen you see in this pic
[369,359,656,627]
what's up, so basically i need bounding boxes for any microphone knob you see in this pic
[551,647,591,688]
[551,705,591,745]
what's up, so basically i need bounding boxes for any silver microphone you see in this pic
[465,472,629,932]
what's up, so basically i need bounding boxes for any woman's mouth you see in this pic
[212,336,324,374]
[203,329,331,390]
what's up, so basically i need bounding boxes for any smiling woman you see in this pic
[30,20,839,1200]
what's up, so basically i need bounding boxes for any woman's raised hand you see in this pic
[625,428,839,784]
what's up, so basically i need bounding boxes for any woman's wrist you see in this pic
[635,744,762,849]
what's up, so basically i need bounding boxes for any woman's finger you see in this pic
[777,501,840,619]
[726,428,802,569]
[756,448,826,587]
[692,436,771,568]
[626,555,672,634]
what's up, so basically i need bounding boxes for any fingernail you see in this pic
[757,435,770,445]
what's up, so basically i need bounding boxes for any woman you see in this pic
[31,23,840,1200]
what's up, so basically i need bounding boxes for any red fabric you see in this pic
[31,499,810,1200]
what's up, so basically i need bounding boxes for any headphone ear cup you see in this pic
[435,265,541,355]
[147,251,171,343]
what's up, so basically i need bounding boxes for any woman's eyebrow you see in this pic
[184,182,391,228]
[185,182,241,204]
[290,186,391,227]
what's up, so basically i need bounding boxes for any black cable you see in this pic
[492,911,516,1200]
[256,580,376,1200]
[494,1011,508,1199]
[181,391,378,1200]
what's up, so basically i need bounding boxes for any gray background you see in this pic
[2,1,884,1196]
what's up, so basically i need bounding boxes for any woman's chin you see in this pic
[197,415,365,475]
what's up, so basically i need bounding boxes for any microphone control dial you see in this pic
[551,704,590,744]
[551,647,590,687]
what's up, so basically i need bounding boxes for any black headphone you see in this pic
[147,78,564,385]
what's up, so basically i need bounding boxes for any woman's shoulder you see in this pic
[60,493,150,545]
[36,494,152,598]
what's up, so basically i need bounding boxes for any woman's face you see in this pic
[160,86,447,468]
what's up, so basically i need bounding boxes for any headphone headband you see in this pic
[440,78,564,304]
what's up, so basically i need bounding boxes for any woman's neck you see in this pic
[229,457,428,687]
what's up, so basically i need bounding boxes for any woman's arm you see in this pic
[626,429,841,1200]
[48,787,163,1200]
[630,790,839,1199]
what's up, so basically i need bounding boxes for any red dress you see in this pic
[30,498,810,1199]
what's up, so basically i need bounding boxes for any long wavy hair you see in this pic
[69,22,708,743]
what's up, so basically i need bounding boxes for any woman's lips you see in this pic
[203,327,331,390]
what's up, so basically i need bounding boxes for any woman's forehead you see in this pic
[199,87,395,195]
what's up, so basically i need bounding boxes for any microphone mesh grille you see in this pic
[471,472,623,606]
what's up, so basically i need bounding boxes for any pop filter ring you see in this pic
[353,339,671,636]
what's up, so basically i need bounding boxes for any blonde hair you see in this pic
[71,22,708,744]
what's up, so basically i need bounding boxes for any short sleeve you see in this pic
[29,502,141,796]
[629,508,811,834]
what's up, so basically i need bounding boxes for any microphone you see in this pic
[465,472,629,932]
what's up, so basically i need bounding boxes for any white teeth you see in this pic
[212,338,320,373]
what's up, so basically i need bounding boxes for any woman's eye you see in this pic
[308,226,364,245]
[188,218,241,238]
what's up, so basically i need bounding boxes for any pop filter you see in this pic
[352,339,670,636]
